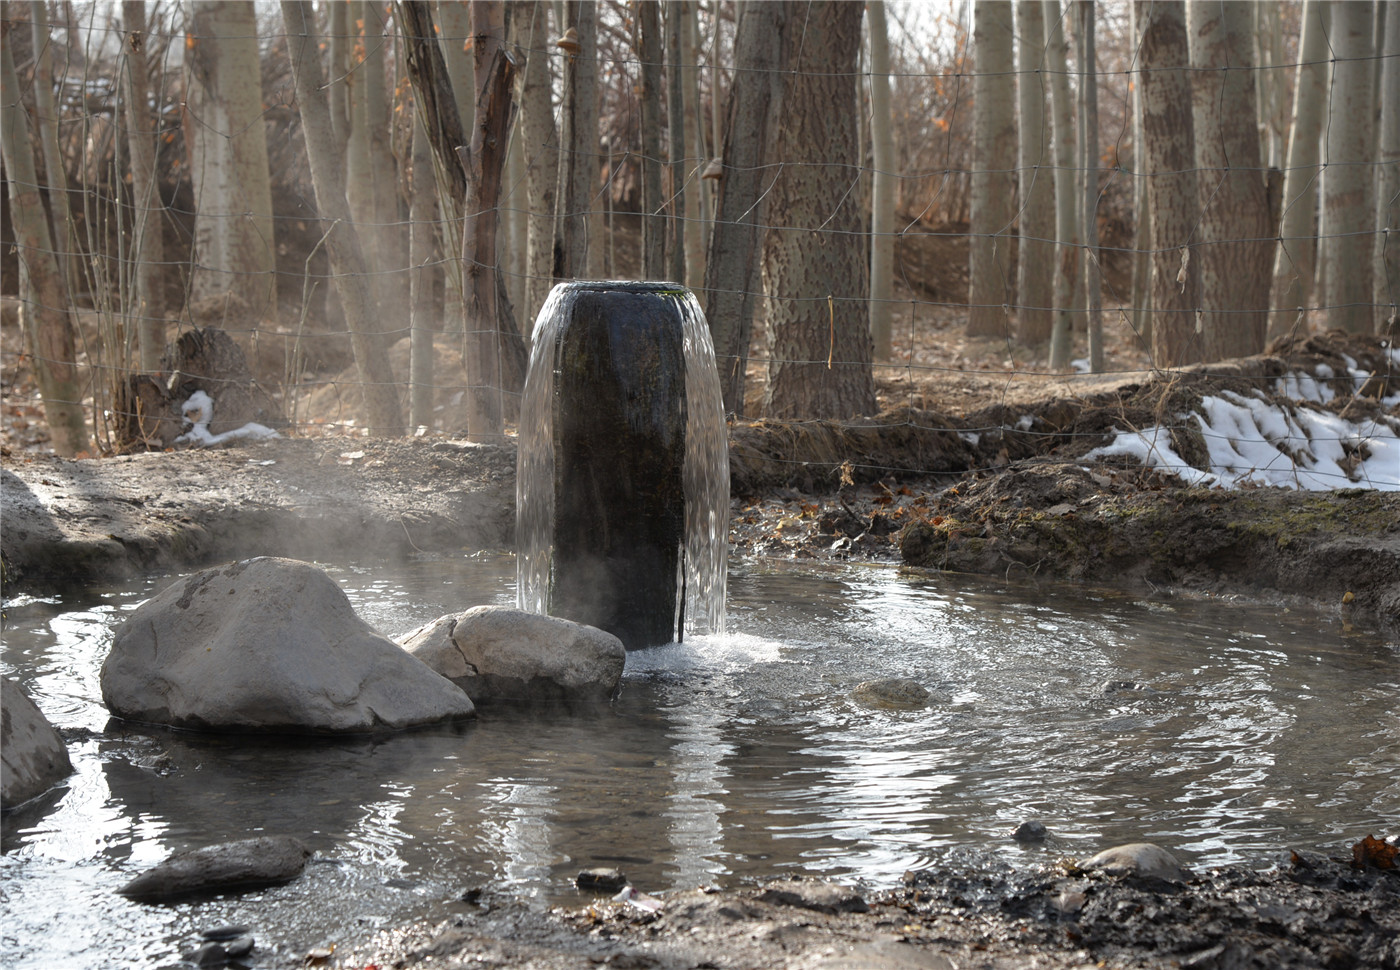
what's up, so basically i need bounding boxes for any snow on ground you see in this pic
[1084,367,1400,491]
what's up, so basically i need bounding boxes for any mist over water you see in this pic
[2,555,1397,969]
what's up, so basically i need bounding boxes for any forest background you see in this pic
[1,0,1396,459]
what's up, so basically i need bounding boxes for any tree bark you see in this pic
[1135,0,1201,367]
[281,0,403,435]
[761,1,875,420]
[967,0,1017,338]
[409,107,437,431]
[1187,0,1271,360]
[1077,0,1102,372]
[1014,0,1054,349]
[120,0,167,371]
[1043,0,1078,369]
[868,0,896,363]
[1128,0,1152,351]
[1374,0,1399,329]
[703,0,788,416]
[636,1,666,278]
[1321,0,1377,333]
[186,1,277,312]
[1,23,89,456]
[665,2,686,284]
[681,2,707,288]
[555,0,599,280]
[1268,0,1327,338]
[514,1,558,330]
[27,1,77,291]
[458,0,518,439]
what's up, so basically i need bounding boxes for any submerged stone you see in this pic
[851,678,931,709]
[119,835,311,901]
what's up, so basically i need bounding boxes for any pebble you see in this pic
[186,942,227,967]
[1011,820,1047,843]
[577,867,629,893]
[200,925,251,941]
[224,935,255,958]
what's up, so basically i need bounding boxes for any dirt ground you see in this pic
[3,295,1400,969]
[326,846,1400,970]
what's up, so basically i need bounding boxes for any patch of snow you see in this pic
[959,432,981,447]
[1015,414,1035,431]
[1071,358,1090,374]
[1275,371,1334,404]
[175,390,281,448]
[1084,391,1399,491]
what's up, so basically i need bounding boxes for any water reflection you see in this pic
[2,554,1397,969]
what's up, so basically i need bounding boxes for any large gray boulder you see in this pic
[398,606,625,703]
[101,557,475,733]
[1,677,72,810]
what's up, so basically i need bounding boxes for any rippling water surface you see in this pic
[2,554,1397,969]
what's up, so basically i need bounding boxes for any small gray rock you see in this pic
[1083,842,1191,883]
[224,934,255,958]
[1011,820,1047,843]
[119,835,311,902]
[851,678,930,709]
[187,942,227,967]
[757,879,868,914]
[200,925,251,941]
[576,867,629,893]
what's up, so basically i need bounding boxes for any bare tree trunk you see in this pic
[1375,0,1399,330]
[666,2,686,284]
[186,1,276,312]
[328,2,352,156]
[1254,2,1287,169]
[281,0,403,435]
[460,0,517,439]
[346,2,408,339]
[636,1,666,278]
[682,2,707,287]
[555,0,598,280]
[703,0,788,416]
[516,0,558,329]
[1,24,88,456]
[967,0,1017,338]
[120,0,166,371]
[1014,0,1054,349]
[1077,0,1102,372]
[1321,0,1377,334]
[409,110,437,431]
[761,0,875,420]
[1187,0,1270,360]
[1136,0,1201,367]
[27,1,77,290]
[1128,0,1152,351]
[1043,0,1078,369]
[1268,0,1327,338]
[436,0,476,131]
[868,0,895,362]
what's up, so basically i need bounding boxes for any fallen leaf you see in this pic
[1351,834,1397,870]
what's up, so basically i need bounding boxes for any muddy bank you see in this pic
[330,846,1399,969]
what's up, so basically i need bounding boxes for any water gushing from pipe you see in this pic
[516,281,728,648]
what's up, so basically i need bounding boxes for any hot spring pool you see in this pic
[2,554,1396,969]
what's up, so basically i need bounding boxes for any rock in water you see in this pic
[1,677,72,810]
[851,678,931,709]
[119,836,311,901]
[1083,842,1192,882]
[101,558,475,733]
[399,606,625,704]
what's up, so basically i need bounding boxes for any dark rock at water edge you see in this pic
[1,677,72,811]
[118,835,311,902]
